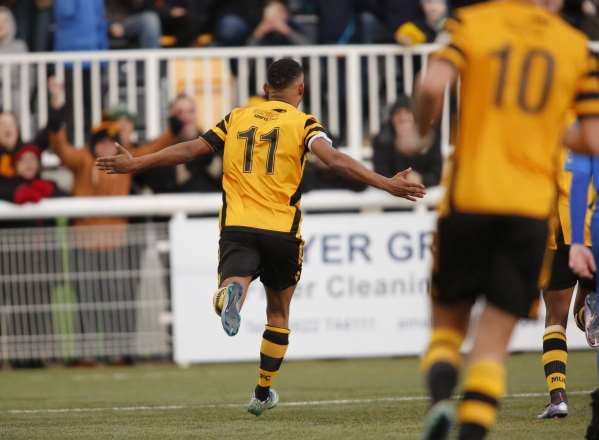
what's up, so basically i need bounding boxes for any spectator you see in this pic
[0,108,53,179]
[108,105,180,194]
[53,0,107,52]
[0,144,66,207]
[47,79,177,364]
[0,143,67,369]
[579,0,599,39]
[211,0,265,46]
[0,6,27,53]
[168,94,222,193]
[0,7,29,112]
[11,0,51,52]
[157,0,211,47]
[0,112,20,177]
[47,79,178,203]
[53,0,107,139]
[247,0,309,46]
[314,0,410,45]
[372,96,442,188]
[106,0,162,49]
[395,0,447,46]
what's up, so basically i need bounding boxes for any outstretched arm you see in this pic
[96,137,214,174]
[310,138,426,201]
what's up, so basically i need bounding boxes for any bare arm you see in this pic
[563,118,599,155]
[414,59,458,139]
[310,138,426,201]
[96,137,214,174]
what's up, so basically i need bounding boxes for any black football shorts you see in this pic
[218,229,304,291]
[432,212,550,319]
[546,229,595,291]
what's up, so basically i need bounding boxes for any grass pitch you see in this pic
[0,351,597,439]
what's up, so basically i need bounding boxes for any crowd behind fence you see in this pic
[2,40,599,365]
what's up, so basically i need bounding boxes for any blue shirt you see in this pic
[566,152,599,244]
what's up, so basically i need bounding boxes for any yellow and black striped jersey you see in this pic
[202,100,329,238]
[435,0,599,219]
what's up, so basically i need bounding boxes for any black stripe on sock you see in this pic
[462,391,498,407]
[263,329,289,345]
[459,423,487,440]
[544,360,566,376]
[255,385,269,401]
[543,338,567,352]
[428,362,458,403]
[260,353,284,372]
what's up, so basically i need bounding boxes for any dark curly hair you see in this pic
[266,58,304,90]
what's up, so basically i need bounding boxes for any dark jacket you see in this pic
[372,124,442,188]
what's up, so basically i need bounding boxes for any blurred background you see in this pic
[0,0,595,369]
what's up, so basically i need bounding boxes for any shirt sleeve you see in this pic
[565,151,592,175]
[432,12,468,73]
[570,171,591,245]
[201,112,232,155]
[574,51,599,119]
[303,115,332,151]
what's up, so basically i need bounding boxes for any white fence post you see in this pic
[144,55,161,139]
[345,50,363,159]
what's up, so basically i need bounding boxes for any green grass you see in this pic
[0,351,596,439]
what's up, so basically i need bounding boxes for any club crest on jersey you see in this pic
[254,110,280,122]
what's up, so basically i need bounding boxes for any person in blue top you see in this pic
[567,150,599,439]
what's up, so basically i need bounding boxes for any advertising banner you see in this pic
[171,212,589,365]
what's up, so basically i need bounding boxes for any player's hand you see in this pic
[384,168,426,201]
[95,143,137,174]
[569,243,596,279]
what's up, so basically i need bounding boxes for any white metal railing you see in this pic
[0,188,443,220]
[0,222,170,362]
[0,44,444,158]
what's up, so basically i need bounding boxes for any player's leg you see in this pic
[421,214,488,440]
[457,304,517,440]
[214,232,261,336]
[251,285,295,409]
[422,300,470,404]
[538,287,572,418]
[538,239,577,417]
[456,216,550,440]
[247,233,303,416]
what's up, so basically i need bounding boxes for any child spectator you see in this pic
[372,96,442,188]
[0,144,66,206]
[0,143,67,369]
[395,0,447,46]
